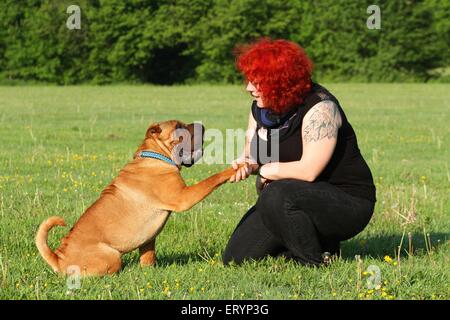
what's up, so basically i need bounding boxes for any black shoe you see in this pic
[322,252,332,266]
[320,240,341,257]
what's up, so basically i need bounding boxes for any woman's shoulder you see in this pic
[301,83,339,110]
[302,99,343,131]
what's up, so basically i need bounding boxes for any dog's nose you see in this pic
[198,123,205,136]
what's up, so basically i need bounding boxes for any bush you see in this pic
[0,0,448,84]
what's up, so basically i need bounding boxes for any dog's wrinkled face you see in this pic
[145,120,204,167]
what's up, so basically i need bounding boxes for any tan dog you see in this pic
[36,120,240,276]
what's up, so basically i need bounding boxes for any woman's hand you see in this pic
[229,158,259,183]
[255,173,269,194]
[258,163,275,183]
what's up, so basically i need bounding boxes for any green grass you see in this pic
[0,84,448,300]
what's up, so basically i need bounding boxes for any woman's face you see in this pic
[246,81,265,108]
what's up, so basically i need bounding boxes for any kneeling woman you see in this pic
[223,38,376,266]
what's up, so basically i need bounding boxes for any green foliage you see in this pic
[0,0,448,84]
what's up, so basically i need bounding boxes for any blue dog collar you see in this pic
[139,151,177,167]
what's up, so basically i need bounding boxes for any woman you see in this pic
[223,38,376,266]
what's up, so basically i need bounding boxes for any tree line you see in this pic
[0,0,448,84]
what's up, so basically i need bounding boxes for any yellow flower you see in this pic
[163,286,171,296]
[384,255,393,263]
[209,259,217,266]
[393,261,398,266]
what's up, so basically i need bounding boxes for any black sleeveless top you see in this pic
[250,83,376,202]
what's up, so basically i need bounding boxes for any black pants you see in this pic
[223,179,375,266]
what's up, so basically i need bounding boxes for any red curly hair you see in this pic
[235,38,313,113]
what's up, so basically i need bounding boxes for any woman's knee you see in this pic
[257,181,286,214]
[256,180,293,231]
[257,179,311,212]
[257,179,317,233]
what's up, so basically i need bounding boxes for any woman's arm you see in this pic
[229,110,260,182]
[242,109,257,162]
[259,100,342,182]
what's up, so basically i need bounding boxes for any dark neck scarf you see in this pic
[256,102,298,128]
[251,100,302,141]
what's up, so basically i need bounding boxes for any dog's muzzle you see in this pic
[173,123,204,167]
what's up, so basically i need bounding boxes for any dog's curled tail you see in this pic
[35,216,66,273]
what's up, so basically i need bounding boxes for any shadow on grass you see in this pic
[121,233,448,269]
[342,232,449,260]
[121,247,218,269]
[155,251,210,267]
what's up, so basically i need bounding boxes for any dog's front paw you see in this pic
[139,246,157,267]
[140,254,156,267]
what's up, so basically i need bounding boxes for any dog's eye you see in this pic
[171,135,183,146]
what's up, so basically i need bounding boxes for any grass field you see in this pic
[0,84,448,300]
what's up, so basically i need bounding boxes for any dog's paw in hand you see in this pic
[229,161,257,183]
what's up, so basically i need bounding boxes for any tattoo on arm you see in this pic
[303,100,342,143]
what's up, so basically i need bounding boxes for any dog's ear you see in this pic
[146,123,162,138]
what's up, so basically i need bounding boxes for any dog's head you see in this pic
[144,120,205,167]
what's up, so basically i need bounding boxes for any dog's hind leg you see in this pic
[61,244,122,277]
[139,238,156,267]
